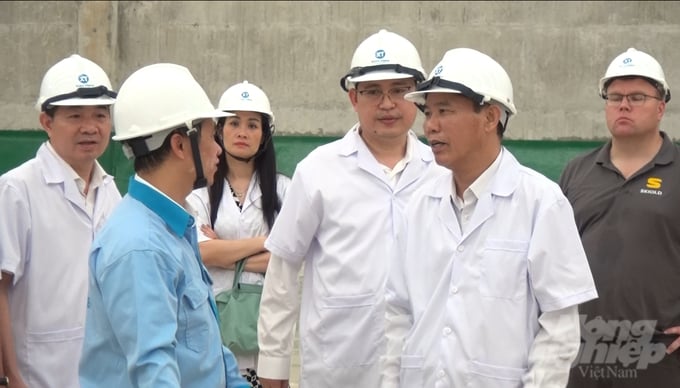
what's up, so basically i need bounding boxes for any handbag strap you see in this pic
[232,258,247,289]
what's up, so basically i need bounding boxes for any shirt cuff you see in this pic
[256,355,292,380]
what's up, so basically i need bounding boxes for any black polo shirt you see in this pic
[559,131,680,337]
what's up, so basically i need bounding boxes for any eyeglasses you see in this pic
[357,86,414,102]
[603,93,662,107]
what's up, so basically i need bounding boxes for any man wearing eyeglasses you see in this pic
[256,29,446,388]
[560,48,680,387]
[0,55,122,388]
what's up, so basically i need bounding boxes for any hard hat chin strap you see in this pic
[186,124,208,189]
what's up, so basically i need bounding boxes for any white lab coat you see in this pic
[259,126,448,387]
[0,142,121,388]
[385,149,598,388]
[188,173,291,293]
[187,173,290,370]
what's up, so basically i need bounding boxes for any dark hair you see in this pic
[131,122,206,173]
[471,102,505,138]
[208,114,282,230]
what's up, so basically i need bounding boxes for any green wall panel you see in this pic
[1,130,604,194]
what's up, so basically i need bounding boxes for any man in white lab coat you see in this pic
[256,29,446,388]
[0,54,121,388]
[382,48,599,388]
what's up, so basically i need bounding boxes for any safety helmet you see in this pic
[36,54,116,112]
[599,47,671,102]
[340,29,426,92]
[405,48,517,122]
[217,80,275,125]
[112,63,233,157]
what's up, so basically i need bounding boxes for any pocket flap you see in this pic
[321,293,375,308]
[469,360,526,381]
[184,285,209,309]
[484,239,529,252]
[401,354,425,369]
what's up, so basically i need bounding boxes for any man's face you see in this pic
[196,118,223,186]
[422,93,493,171]
[348,78,418,142]
[604,78,665,139]
[40,105,112,174]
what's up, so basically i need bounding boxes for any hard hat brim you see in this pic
[348,71,417,85]
[404,87,464,105]
[47,96,117,107]
[112,109,234,141]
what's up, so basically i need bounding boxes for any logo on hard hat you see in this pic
[241,91,250,99]
[375,49,386,59]
[623,57,633,65]
[434,65,444,76]
[78,74,89,83]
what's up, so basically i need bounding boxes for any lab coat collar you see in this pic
[127,175,193,238]
[38,141,113,186]
[338,124,435,189]
[338,124,434,164]
[427,146,520,200]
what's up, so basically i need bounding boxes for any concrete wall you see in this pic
[1,1,679,140]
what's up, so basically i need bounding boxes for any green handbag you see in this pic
[214,258,262,354]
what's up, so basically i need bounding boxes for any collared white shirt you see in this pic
[451,148,503,233]
[45,141,106,216]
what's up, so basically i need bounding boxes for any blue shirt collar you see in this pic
[127,175,194,237]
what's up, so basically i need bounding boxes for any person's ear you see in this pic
[485,105,502,134]
[170,132,188,159]
[39,111,55,139]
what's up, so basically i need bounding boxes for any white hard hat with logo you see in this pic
[340,29,426,91]
[112,63,233,158]
[36,54,117,112]
[599,47,671,102]
[217,80,275,125]
[405,48,517,130]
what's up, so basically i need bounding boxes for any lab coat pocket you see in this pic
[467,360,525,388]
[480,239,529,300]
[26,326,84,386]
[400,355,425,387]
[320,293,381,367]
[182,285,211,353]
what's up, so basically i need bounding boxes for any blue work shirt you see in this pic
[80,175,248,388]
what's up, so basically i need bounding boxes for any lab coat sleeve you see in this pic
[528,196,597,311]
[523,305,580,388]
[0,180,29,281]
[382,236,413,388]
[257,252,302,380]
[96,251,182,387]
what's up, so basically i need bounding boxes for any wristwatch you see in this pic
[0,376,8,386]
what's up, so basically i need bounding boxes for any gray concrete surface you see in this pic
[2,1,679,139]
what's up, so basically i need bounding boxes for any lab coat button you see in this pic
[450,286,458,294]
[457,245,464,252]
[437,370,446,378]
[443,327,452,336]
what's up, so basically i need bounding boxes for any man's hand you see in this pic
[664,326,680,354]
[260,377,290,388]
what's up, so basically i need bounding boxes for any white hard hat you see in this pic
[112,63,233,157]
[217,80,275,124]
[599,47,671,102]
[36,54,116,112]
[340,29,426,91]
[405,48,517,119]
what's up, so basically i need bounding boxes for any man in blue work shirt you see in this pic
[79,63,248,388]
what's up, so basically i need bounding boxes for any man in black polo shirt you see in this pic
[560,48,680,387]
